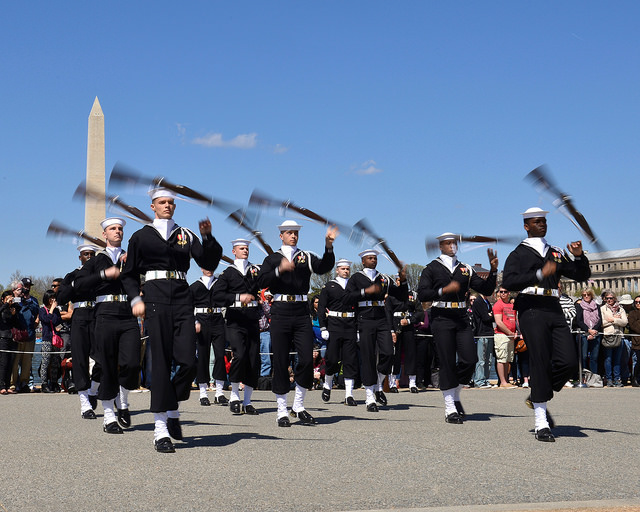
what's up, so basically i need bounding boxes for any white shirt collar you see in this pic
[280,245,298,262]
[199,274,216,290]
[522,237,549,257]
[363,268,377,281]
[106,246,122,265]
[438,254,458,273]
[335,276,348,289]
[152,219,176,241]
[234,259,250,275]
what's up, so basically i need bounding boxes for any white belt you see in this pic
[358,300,385,307]
[72,301,95,308]
[194,307,223,314]
[521,287,559,297]
[145,270,187,281]
[432,301,467,309]
[327,311,355,318]
[273,294,308,302]
[96,294,128,303]
[230,301,258,308]
[393,312,410,317]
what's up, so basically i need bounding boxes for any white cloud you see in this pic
[192,132,258,149]
[176,123,186,137]
[354,159,383,175]
[272,144,289,154]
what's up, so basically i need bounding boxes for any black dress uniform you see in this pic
[257,233,334,423]
[74,243,141,432]
[189,273,226,405]
[121,223,222,414]
[385,288,424,392]
[212,258,262,413]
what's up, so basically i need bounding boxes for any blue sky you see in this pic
[1,2,639,285]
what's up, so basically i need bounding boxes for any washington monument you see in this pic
[84,97,106,238]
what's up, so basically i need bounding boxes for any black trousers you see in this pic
[95,315,141,401]
[358,317,394,387]
[431,315,477,391]
[518,308,578,403]
[415,333,434,386]
[195,314,226,384]
[392,328,417,376]
[70,308,101,391]
[145,302,197,412]
[270,313,314,395]
[0,337,16,389]
[325,329,358,379]
[226,320,260,389]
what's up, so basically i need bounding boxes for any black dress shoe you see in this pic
[535,427,555,442]
[67,385,77,394]
[167,417,183,440]
[103,421,124,434]
[214,395,229,406]
[117,408,131,428]
[89,394,98,410]
[242,404,259,415]
[366,402,379,412]
[454,400,465,417]
[389,386,399,393]
[344,396,357,406]
[81,410,97,419]
[445,412,463,424]
[154,437,175,453]
[200,397,211,406]
[41,384,52,394]
[290,409,316,424]
[375,391,387,406]
[410,386,419,394]
[277,416,291,427]
[230,400,242,414]
[321,388,331,402]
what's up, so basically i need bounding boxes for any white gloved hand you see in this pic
[321,329,330,341]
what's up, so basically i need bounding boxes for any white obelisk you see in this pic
[84,97,106,238]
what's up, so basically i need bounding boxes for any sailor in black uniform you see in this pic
[502,207,590,442]
[417,233,498,424]
[386,277,424,393]
[74,217,141,434]
[257,220,337,426]
[318,258,377,406]
[57,244,102,420]
[212,238,262,414]
[190,268,227,406]
[345,249,407,411]
[121,187,222,453]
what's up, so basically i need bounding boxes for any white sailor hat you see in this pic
[436,232,460,241]
[522,207,549,219]
[278,220,302,232]
[100,217,126,230]
[358,249,380,258]
[336,258,352,268]
[231,238,251,247]
[77,244,100,253]
[148,185,177,201]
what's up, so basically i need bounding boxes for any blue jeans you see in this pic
[603,343,623,382]
[621,338,631,382]
[473,337,494,386]
[259,331,272,377]
[581,334,601,374]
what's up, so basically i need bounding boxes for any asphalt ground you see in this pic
[1,385,639,512]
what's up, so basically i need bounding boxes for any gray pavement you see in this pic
[1,385,640,512]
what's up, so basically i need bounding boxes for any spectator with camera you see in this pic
[38,290,62,393]
[0,290,21,394]
[10,278,40,393]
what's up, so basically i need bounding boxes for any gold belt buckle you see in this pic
[287,295,295,302]
[167,271,176,279]
[451,302,459,308]
[544,289,552,296]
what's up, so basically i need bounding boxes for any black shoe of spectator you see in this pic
[167,418,183,440]
[41,384,52,393]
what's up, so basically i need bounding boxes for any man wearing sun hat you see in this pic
[212,238,263,415]
[122,186,223,453]
[74,217,141,435]
[257,220,337,426]
[502,207,590,442]
[418,233,498,424]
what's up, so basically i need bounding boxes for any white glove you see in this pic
[321,329,330,341]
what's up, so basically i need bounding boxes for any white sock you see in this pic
[89,380,99,396]
[453,384,464,401]
[292,383,306,413]
[102,399,116,424]
[533,402,549,431]
[215,380,224,397]
[230,382,241,402]
[409,375,416,388]
[442,388,457,416]
[365,385,375,405]
[377,372,385,391]
[79,390,91,413]
[199,383,208,399]
[345,378,354,398]
[276,394,288,418]
[154,412,169,441]
[324,374,334,390]
[118,386,129,409]
[243,385,253,406]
